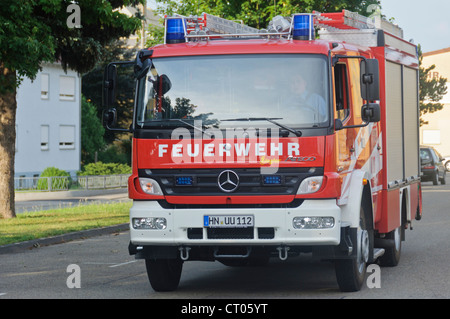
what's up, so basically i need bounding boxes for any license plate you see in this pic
[204,215,254,228]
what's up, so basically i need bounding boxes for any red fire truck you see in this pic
[103,10,422,292]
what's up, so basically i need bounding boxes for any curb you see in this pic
[0,223,130,255]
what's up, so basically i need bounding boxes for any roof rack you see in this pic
[163,10,404,44]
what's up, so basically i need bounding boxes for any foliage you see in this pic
[81,40,137,145]
[78,162,132,176]
[97,139,132,166]
[418,45,448,126]
[37,167,71,191]
[1,0,144,91]
[81,95,105,165]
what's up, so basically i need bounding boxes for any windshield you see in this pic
[136,54,330,131]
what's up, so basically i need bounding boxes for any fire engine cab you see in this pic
[103,10,422,292]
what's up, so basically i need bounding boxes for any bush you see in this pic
[37,167,71,191]
[78,161,131,176]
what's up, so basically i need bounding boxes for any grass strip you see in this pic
[0,201,132,246]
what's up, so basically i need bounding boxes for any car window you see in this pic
[431,149,440,162]
[420,149,432,161]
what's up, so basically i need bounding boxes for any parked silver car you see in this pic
[444,156,450,172]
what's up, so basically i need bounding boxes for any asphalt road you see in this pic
[1,177,450,300]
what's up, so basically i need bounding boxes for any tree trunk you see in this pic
[0,65,17,219]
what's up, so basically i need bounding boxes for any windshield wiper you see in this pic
[221,117,302,137]
[148,119,212,137]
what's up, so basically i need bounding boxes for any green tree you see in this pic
[81,95,105,165]
[418,45,448,126]
[82,40,137,149]
[0,0,144,219]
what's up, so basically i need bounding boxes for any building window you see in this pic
[41,73,49,99]
[59,76,75,101]
[59,125,75,149]
[423,130,441,145]
[41,125,49,150]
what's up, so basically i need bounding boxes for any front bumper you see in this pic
[129,199,341,247]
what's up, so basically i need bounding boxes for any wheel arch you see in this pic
[340,170,375,229]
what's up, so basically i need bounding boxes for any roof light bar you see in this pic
[165,17,187,44]
[292,14,315,40]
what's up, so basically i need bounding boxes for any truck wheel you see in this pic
[145,258,183,292]
[335,202,372,292]
[378,226,402,267]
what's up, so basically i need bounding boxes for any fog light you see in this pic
[132,217,167,230]
[293,217,335,229]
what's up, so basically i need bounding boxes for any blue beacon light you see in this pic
[165,18,186,44]
[292,14,315,40]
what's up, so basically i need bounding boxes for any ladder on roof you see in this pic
[165,10,403,42]
[315,10,403,38]
[185,13,260,35]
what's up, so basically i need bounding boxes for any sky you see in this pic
[379,0,450,53]
[146,0,450,53]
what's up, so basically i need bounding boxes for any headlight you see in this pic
[139,178,163,195]
[297,176,323,194]
[132,217,167,230]
[293,217,335,229]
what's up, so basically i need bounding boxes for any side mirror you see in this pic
[102,108,117,129]
[361,103,381,123]
[360,59,380,101]
[154,74,172,95]
[102,63,117,108]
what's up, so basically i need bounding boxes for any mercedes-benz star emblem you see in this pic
[217,170,240,193]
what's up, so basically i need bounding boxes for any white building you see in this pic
[15,63,81,178]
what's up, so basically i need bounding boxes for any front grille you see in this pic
[187,227,275,240]
[139,167,323,197]
[207,227,254,239]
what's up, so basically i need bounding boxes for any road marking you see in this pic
[422,189,450,193]
[0,293,7,297]
[109,260,138,268]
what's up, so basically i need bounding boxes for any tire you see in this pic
[145,258,183,292]
[445,161,450,172]
[335,200,373,292]
[432,171,439,185]
[441,171,446,185]
[378,226,402,267]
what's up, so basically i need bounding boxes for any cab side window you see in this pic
[334,63,350,121]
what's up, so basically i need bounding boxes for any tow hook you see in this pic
[277,246,290,261]
[179,246,191,261]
